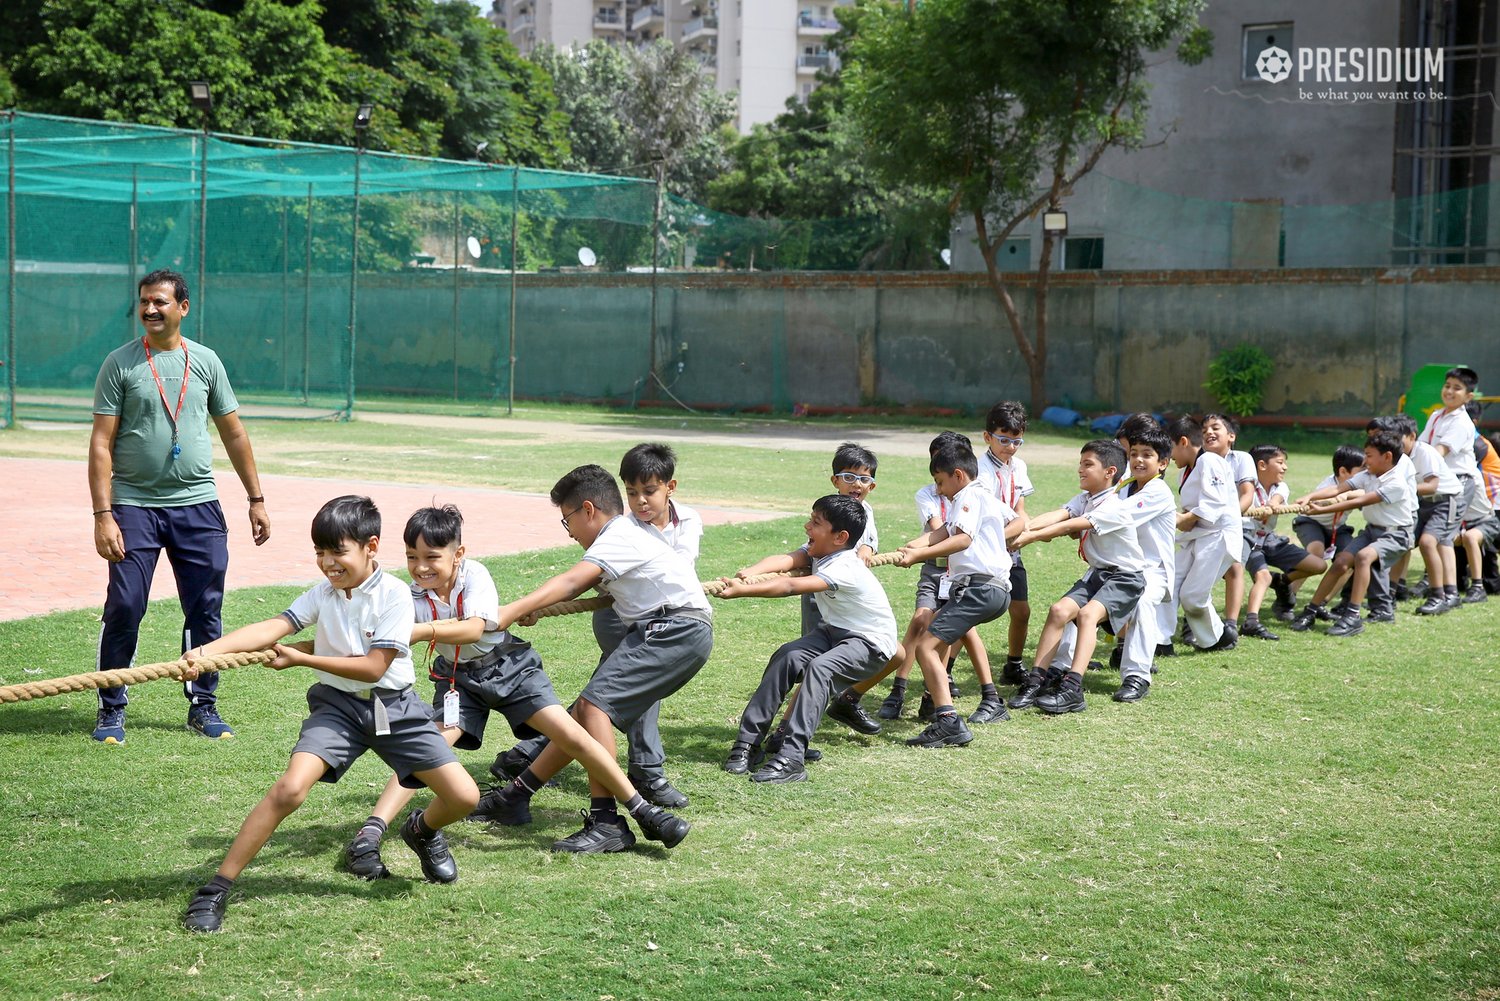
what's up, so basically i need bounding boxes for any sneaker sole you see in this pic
[551,833,636,853]
[187,726,234,739]
[751,769,808,783]
[93,735,124,745]
[1038,701,1087,715]
[905,732,974,749]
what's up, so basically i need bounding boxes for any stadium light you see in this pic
[354,103,373,132]
[188,81,212,114]
[1042,209,1069,237]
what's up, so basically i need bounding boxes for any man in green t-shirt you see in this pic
[88,269,272,744]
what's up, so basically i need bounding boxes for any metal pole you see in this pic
[128,167,138,341]
[648,161,663,404]
[453,196,461,400]
[5,114,15,430]
[507,166,519,417]
[280,202,289,391]
[302,184,312,404]
[198,124,208,341]
[345,147,361,420]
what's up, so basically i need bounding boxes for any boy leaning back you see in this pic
[181,496,480,933]
[719,494,900,783]
[470,465,711,853]
[895,441,1017,748]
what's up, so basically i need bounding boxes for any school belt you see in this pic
[633,604,713,626]
[949,573,996,588]
[351,684,413,700]
[438,640,530,674]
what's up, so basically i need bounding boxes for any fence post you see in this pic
[345,145,362,421]
[4,113,14,429]
[507,166,519,416]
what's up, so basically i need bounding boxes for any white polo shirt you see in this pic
[1065,488,1151,573]
[977,449,1034,512]
[1226,450,1257,488]
[1120,475,1177,590]
[1422,406,1480,478]
[411,558,512,664]
[1348,464,1419,528]
[856,499,878,553]
[1244,481,1290,544]
[283,564,415,693]
[583,515,711,625]
[944,480,1014,582]
[1409,440,1461,497]
[809,548,899,659]
[915,483,948,528]
[1177,450,1240,543]
[633,499,703,567]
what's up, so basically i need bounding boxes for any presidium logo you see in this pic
[1254,44,1446,101]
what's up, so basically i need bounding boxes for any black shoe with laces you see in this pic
[1037,683,1086,715]
[632,805,690,846]
[468,785,532,825]
[183,884,228,933]
[967,699,1010,725]
[345,831,390,880]
[876,687,906,719]
[630,772,689,809]
[400,811,458,884]
[826,696,882,735]
[552,811,635,853]
[1000,659,1028,687]
[488,746,536,783]
[750,753,808,784]
[904,712,974,748]
[1008,671,1057,711]
[724,740,760,775]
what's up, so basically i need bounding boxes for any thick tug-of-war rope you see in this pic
[1246,503,1311,519]
[0,553,915,704]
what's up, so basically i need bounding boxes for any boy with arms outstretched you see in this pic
[343,504,688,876]
[718,494,900,783]
[1238,445,1327,640]
[1009,440,1149,714]
[496,443,700,807]
[180,496,480,933]
[469,465,710,853]
[1170,416,1242,651]
[894,442,1017,747]
[977,401,1034,685]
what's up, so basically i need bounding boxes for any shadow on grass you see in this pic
[0,702,205,738]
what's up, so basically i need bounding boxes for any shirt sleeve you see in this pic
[92,355,125,416]
[915,487,941,524]
[583,523,649,583]
[1085,497,1134,537]
[813,553,854,592]
[283,585,323,633]
[860,504,879,552]
[1014,457,1035,497]
[368,585,414,655]
[675,509,703,565]
[1063,492,1088,519]
[1132,482,1177,524]
[1232,452,1257,484]
[202,349,240,418]
[463,563,502,630]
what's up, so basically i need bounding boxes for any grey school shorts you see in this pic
[1008,552,1029,603]
[293,683,458,790]
[929,576,1011,643]
[430,643,559,751]
[1346,524,1413,569]
[1246,535,1312,576]
[1061,567,1146,633]
[914,561,945,611]
[1418,494,1464,545]
[580,612,714,731]
[1292,516,1337,552]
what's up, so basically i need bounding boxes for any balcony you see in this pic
[797,53,832,73]
[682,15,718,43]
[631,4,664,30]
[510,11,534,31]
[594,11,626,31]
[798,13,840,35]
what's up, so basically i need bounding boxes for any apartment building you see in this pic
[484,0,854,130]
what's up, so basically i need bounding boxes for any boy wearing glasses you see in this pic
[470,465,713,853]
[978,401,1034,686]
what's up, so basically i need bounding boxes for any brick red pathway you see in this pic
[0,458,780,622]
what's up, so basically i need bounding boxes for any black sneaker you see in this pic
[826,696,882,735]
[916,692,935,722]
[630,772,689,809]
[488,746,535,783]
[1288,606,1320,632]
[1008,672,1056,711]
[1112,676,1150,702]
[1392,581,1414,601]
[1271,573,1293,611]
[1208,621,1238,651]
[1155,643,1175,658]
[804,746,823,762]
[632,805,691,846]
[1444,592,1464,612]
[750,753,808,784]
[968,698,1010,725]
[400,811,458,883]
[1416,595,1446,616]
[1241,620,1280,641]
[344,831,390,880]
[1327,611,1364,638]
[904,713,974,749]
[551,811,635,853]
[1036,683,1086,715]
[468,785,531,826]
[1109,646,1123,671]
[876,687,906,720]
[1000,659,1028,687]
[183,884,228,933]
[1365,609,1395,624]
[1464,583,1488,604]
[1326,602,1350,621]
[724,740,759,775]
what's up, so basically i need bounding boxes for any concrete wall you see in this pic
[14,269,1499,417]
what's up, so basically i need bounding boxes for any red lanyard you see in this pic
[1424,409,1451,446]
[142,336,190,457]
[989,455,1018,508]
[424,589,463,682]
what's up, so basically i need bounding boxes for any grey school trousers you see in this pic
[509,606,670,781]
[735,623,886,766]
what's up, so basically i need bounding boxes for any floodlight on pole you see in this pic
[1042,209,1069,237]
[354,103,373,132]
[188,81,213,114]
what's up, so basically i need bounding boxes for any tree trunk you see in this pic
[974,208,1046,414]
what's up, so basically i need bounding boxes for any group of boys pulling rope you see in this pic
[0,553,909,705]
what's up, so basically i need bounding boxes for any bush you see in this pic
[1204,344,1274,415]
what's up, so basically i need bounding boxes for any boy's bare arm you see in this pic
[1310,490,1381,516]
[898,530,970,566]
[187,616,395,684]
[1177,510,1200,532]
[1026,508,1072,532]
[194,617,297,659]
[413,617,489,645]
[1237,481,1255,513]
[737,549,809,579]
[1415,476,1438,498]
[902,526,951,550]
[1295,482,1347,506]
[716,574,829,600]
[498,560,606,630]
[1014,514,1092,549]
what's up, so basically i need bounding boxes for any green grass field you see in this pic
[0,410,1496,1000]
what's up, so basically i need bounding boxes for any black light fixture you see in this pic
[188,81,213,114]
[1042,209,1069,237]
[354,103,373,132]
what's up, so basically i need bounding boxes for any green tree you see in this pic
[844,0,1207,409]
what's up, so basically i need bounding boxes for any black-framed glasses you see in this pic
[834,472,875,486]
[559,506,583,532]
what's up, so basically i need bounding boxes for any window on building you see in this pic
[1242,23,1293,80]
[1063,237,1104,270]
